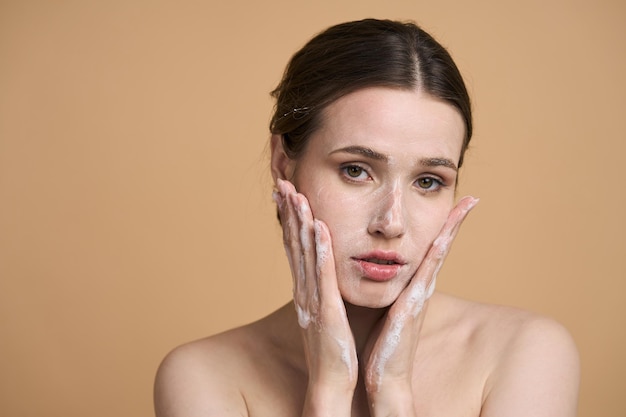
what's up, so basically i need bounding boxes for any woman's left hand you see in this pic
[362,196,479,414]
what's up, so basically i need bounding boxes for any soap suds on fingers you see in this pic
[314,220,330,275]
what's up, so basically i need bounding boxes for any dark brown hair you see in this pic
[270,18,472,168]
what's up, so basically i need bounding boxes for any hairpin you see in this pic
[281,107,311,120]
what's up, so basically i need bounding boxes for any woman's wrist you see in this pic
[302,382,355,417]
[367,384,417,417]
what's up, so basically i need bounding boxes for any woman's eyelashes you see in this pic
[339,163,448,193]
[415,176,445,193]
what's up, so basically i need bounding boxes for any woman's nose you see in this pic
[367,185,407,239]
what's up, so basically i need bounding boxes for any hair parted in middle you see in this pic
[270,18,472,168]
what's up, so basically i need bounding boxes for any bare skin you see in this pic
[154,88,579,416]
[154,294,579,416]
[273,178,479,416]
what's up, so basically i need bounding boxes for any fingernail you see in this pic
[463,196,480,212]
[276,178,285,195]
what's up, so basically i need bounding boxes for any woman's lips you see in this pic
[352,251,405,282]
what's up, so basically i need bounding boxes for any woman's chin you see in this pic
[340,289,400,310]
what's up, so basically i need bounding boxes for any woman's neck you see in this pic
[344,302,388,355]
[271,301,391,369]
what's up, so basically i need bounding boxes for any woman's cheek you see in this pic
[307,186,362,226]
[420,204,450,239]
[313,194,365,253]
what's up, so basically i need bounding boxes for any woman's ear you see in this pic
[270,134,296,183]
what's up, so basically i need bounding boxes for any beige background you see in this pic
[1,0,624,416]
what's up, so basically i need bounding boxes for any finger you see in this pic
[431,196,479,257]
[272,184,289,251]
[276,179,306,301]
[277,179,322,328]
[314,219,357,376]
[291,191,319,308]
[313,219,343,314]
[399,196,479,316]
[365,198,479,389]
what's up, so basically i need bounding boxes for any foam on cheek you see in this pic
[321,218,361,296]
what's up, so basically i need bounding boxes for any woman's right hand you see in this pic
[274,178,358,414]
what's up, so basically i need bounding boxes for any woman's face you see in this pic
[280,87,465,308]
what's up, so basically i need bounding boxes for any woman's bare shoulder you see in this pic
[154,324,262,417]
[430,293,580,416]
[433,292,578,353]
[154,306,301,417]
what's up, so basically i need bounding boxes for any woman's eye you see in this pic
[416,177,443,191]
[346,166,363,177]
[341,165,369,181]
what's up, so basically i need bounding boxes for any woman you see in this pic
[154,19,579,416]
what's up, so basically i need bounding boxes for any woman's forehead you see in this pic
[313,87,465,159]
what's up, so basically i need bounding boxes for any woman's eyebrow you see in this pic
[420,157,458,171]
[328,146,388,161]
[329,146,457,171]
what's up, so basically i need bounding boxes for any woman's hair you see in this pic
[270,18,472,168]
